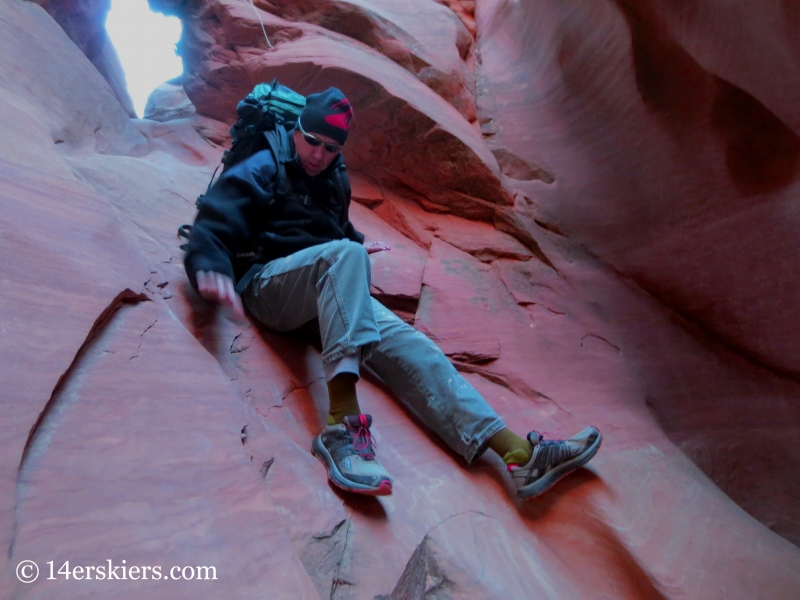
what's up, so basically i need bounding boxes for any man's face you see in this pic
[293,127,342,177]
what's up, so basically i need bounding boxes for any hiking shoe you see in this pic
[311,414,393,496]
[509,426,602,499]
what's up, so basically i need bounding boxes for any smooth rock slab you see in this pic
[475,0,800,378]
[10,299,319,599]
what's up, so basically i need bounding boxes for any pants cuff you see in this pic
[464,418,507,464]
[323,349,361,382]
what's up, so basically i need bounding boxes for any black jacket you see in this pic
[183,140,364,293]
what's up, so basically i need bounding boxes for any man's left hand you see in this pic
[365,241,391,254]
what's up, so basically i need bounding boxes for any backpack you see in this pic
[178,79,351,244]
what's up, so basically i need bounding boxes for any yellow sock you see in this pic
[503,447,533,465]
[488,428,533,465]
[327,373,361,425]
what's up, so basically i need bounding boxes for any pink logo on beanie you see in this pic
[325,98,353,131]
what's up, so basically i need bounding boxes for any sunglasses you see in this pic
[297,119,343,154]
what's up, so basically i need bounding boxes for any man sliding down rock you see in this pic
[183,87,601,499]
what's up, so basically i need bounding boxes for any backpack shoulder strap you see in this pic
[264,125,293,198]
[332,164,351,211]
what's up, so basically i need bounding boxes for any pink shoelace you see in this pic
[534,427,562,440]
[346,415,377,460]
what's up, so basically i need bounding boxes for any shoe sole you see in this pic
[517,430,602,499]
[311,436,393,496]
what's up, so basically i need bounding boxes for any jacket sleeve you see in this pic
[342,218,365,245]
[338,186,365,245]
[183,150,278,290]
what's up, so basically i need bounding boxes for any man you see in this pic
[184,87,601,498]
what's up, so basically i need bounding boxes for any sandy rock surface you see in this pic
[2,0,800,598]
[144,76,197,122]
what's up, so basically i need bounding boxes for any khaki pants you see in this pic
[242,240,505,463]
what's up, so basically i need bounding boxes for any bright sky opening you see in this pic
[105,0,183,118]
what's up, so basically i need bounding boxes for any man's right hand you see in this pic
[196,271,245,319]
[365,241,391,254]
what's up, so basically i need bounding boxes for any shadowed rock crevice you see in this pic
[10,289,150,560]
[17,289,150,476]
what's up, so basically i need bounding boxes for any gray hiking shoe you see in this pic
[311,414,393,496]
[509,426,602,499]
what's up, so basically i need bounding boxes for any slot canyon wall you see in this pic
[2,0,800,598]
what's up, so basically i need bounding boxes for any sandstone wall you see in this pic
[2,0,800,598]
[30,0,138,117]
[476,0,800,380]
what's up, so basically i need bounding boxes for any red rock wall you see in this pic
[2,0,800,598]
[476,0,800,379]
[31,0,138,117]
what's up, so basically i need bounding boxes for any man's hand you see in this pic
[365,241,391,254]
[196,271,245,319]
